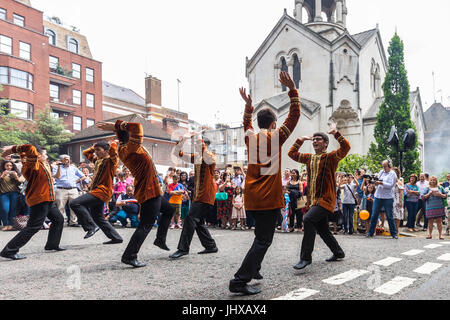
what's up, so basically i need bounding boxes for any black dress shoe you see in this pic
[253,272,264,280]
[169,250,189,259]
[1,253,27,260]
[198,247,218,255]
[103,239,123,245]
[154,239,170,251]
[121,257,146,268]
[45,246,67,252]
[293,260,312,270]
[326,253,345,262]
[229,282,261,296]
[84,227,100,239]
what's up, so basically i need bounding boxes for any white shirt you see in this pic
[374,170,398,199]
[416,180,429,199]
[342,182,357,205]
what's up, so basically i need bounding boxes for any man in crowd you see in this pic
[366,160,398,239]
[232,167,245,189]
[108,185,140,228]
[1,145,65,260]
[97,120,175,268]
[70,142,123,244]
[288,123,350,270]
[53,155,85,227]
[169,134,219,260]
[229,71,301,295]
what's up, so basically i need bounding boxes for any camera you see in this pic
[363,175,380,184]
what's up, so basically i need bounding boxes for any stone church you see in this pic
[246,0,426,171]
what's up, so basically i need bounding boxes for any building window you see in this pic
[86,93,94,108]
[13,14,25,27]
[72,63,81,79]
[49,56,59,71]
[0,35,12,55]
[45,29,56,46]
[86,119,95,127]
[19,42,31,60]
[293,54,301,89]
[50,84,59,101]
[86,68,94,82]
[68,38,78,54]
[50,111,59,119]
[72,89,81,105]
[0,66,33,90]
[0,8,6,20]
[9,100,33,120]
[73,116,81,131]
[280,57,288,92]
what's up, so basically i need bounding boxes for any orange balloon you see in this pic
[360,210,370,221]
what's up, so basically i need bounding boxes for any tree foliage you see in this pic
[0,85,27,146]
[21,107,73,160]
[368,33,421,177]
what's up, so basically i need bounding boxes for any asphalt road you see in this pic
[0,226,449,300]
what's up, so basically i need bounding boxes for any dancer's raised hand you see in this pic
[1,146,15,158]
[97,122,116,131]
[328,123,338,135]
[279,71,296,91]
[239,87,252,106]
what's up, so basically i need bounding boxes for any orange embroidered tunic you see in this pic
[244,89,301,211]
[114,120,162,204]
[175,142,216,206]
[83,142,119,203]
[12,145,55,207]
[288,131,351,213]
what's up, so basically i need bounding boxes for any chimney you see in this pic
[145,76,162,107]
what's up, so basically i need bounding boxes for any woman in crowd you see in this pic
[231,186,245,230]
[217,172,234,229]
[78,167,92,194]
[282,186,291,233]
[123,167,134,185]
[342,174,359,235]
[392,167,404,234]
[282,169,291,187]
[163,167,176,200]
[179,172,190,228]
[424,176,447,240]
[404,174,420,232]
[288,169,303,233]
[0,160,25,231]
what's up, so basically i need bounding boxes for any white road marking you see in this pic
[374,277,416,295]
[322,269,370,285]
[424,244,443,249]
[272,288,319,300]
[401,249,425,256]
[373,257,402,267]
[437,253,450,261]
[413,262,443,275]
[440,242,450,245]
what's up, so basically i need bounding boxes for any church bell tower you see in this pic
[293,0,348,40]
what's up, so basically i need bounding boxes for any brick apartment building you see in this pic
[0,0,102,133]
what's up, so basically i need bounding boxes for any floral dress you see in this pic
[424,186,446,220]
[217,184,234,219]
[393,183,404,220]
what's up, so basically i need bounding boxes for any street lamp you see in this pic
[388,125,416,174]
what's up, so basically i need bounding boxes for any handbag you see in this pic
[346,184,359,206]
[215,192,228,201]
[297,196,307,209]
[13,215,29,231]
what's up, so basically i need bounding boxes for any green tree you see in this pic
[368,33,421,178]
[337,154,381,175]
[21,107,73,160]
[0,85,27,146]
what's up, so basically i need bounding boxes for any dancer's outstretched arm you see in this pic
[288,136,313,164]
[328,123,351,162]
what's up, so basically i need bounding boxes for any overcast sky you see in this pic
[32,0,450,127]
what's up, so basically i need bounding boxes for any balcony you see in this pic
[49,97,77,109]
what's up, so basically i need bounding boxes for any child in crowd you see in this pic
[363,184,376,234]
[168,174,184,229]
[231,186,245,230]
[282,186,291,233]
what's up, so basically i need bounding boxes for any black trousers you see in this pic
[122,196,175,260]
[1,202,64,255]
[70,193,122,241]
[300,206,344,262]
[177,202,217,253]
[231,209,279,285]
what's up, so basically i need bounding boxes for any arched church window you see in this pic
[281,57,288,92]
[46,29,56,46]
[293,54,301,89]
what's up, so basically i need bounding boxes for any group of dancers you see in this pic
[0,71,351,296]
